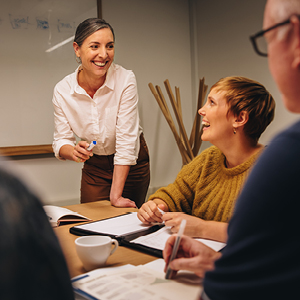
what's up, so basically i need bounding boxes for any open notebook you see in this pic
[70,212,225,257]
[44,205,91,227]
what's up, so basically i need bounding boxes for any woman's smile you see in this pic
[93,61,108,67]
[74,27,114,79]
[198,90,235,145]
[202,120,210,130]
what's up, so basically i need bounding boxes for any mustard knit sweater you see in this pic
[148,146,262,222]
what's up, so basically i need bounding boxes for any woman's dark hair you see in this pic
[74,18,115,46]
[210,76,275,143]
[0,163,74,300]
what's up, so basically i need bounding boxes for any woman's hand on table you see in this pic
[110,196,137,208]
[163,213,228,242]
[162,213,204,237]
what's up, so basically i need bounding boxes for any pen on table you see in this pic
[87,140,97,151]
[165,219,186,279]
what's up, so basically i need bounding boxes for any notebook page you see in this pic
[131,226,226,252]
[74,212,151,236]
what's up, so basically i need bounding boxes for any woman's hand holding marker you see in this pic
[73,141,96,163]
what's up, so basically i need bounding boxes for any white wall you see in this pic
[6,0,298,206]
[8,157,82,206]
[195,0,299,149]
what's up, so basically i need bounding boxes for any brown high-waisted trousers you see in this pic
[80,133,150,208]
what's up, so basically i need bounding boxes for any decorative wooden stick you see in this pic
[175,86,183,142]
[175,86,182,123]
[164,80,194,160]
[193,78,207,156]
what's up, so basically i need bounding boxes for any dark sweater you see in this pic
[203,120,300,300]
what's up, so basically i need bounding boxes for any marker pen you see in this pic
[87,140,97,151]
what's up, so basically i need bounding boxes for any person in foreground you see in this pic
[163,0,300,299]
[138,76,275,242]
[0,161,74,300]
[52,18,150,208]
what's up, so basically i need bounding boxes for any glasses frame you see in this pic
[250,18,292,57]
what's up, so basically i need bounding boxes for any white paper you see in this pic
[72,265,202,300]
[195,238,226,252]
[73,265,136,300]
[131,226,226,252]
[144,259,203,285]
[74,212,152,237]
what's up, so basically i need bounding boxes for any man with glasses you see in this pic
[163,0,300,299]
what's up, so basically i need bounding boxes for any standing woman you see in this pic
[52,18,150,208]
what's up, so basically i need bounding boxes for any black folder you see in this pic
[70,212,165,258]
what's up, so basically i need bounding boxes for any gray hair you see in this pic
[270,0,300,21]
[74,18,115,47]
[268,0,300,40]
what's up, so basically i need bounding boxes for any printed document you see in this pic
[73,264,202,300]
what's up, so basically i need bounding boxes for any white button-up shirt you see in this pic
[52,63,141,165]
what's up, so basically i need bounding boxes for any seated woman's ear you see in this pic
[234,111,249,128]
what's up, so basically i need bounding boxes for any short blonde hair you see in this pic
[210,76,275,143]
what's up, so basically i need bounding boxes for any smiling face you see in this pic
[198,89,236,147]
[73,27,114,81]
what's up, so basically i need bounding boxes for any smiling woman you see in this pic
[52,18,150,209]
[138,76,275,243]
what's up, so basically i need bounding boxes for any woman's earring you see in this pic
[233,127,237,134]
[75,56,81,64]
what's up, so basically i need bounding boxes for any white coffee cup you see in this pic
[75,236,119,271]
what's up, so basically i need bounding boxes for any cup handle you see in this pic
[110,239,119,255]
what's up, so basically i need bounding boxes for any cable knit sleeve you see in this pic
[148,148,210,214]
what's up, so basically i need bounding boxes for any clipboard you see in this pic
[69,212,165,258]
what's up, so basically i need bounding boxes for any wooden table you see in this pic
[54,201,158,278]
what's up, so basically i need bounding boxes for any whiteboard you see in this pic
[0,0,97,147]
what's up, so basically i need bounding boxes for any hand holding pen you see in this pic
[72,140,97,163]
[163,226,221,278]
[137,201,167,224]
[165,219,186,279]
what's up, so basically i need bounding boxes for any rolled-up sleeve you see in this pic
[114,72,140,165]
[52,88,76,160]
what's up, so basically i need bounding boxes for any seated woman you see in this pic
[0,161,74,300]
[137,76,275,243]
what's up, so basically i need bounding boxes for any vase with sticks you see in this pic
[148,78,208,165]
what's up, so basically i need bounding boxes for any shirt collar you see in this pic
[71,64,115,95]
[103,63,115,91]
[71,66,83,95]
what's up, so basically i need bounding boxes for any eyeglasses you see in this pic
[250,17,293,57]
